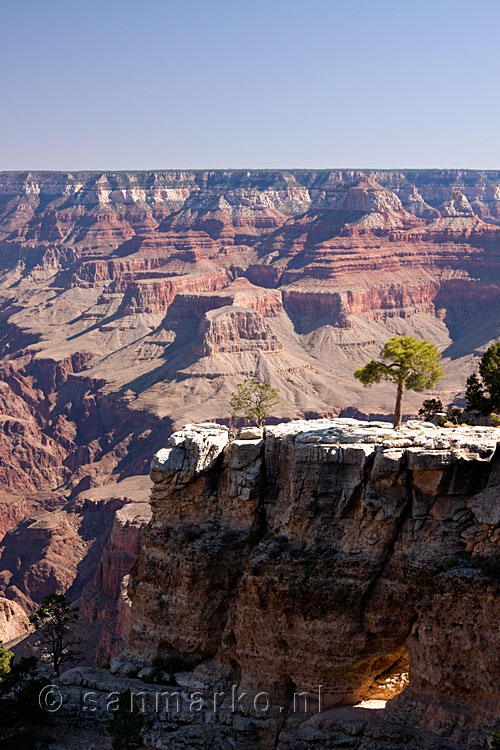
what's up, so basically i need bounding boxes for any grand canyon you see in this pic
[1,170,500,748]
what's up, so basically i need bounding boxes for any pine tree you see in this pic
[466,342,500,416]
[355,336,444,429]
[30,594,80,676]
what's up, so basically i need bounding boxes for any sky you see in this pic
[1,0,500,170]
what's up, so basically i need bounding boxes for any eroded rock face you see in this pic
[0,476,151,665]
[123,419,500,749]
[0,597,30,642]
[3,170,500,429]
[72,476,152,665]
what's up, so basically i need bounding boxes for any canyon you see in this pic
[0,170,500,744]
[60,418,500,749]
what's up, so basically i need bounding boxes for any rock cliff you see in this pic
[102,419,500,749]
[2,169,500,429]
[3,169,500,664]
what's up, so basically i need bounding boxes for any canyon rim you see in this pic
[0,170,499,749]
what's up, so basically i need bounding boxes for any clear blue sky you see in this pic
[1,0,499,170]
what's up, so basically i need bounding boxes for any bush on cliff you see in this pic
[355,336,444,429]
[466,342,500,418]
[230,379,280,427]
[0,655,49,749]
[418,398,443,420]
[0,643,13,682]
[491,730,500,749]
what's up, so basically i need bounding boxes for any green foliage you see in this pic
[446,406,462,425]
[0,656,38,698]
[465,373,490,413]
[230,379,280,427]
[30,594,79,676]
[354,336,444,428]
[491,730,500,750]
[355,337,443,390]
[107,689,144,750]
[466,342,500,416]
[418,398,443,419]
[0,643,13,683]
[0,656,48,745]
[476,557,500,581]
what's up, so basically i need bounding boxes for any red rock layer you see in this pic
[2,169,500,668]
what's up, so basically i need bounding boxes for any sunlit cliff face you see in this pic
[1,170,500,431]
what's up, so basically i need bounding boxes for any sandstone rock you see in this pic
[4,170,500,745]
[0,597,30,642]
[238,427,264,440]
[119,420,500,748]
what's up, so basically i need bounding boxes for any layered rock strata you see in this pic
[4,169,500,669]
[3,170,500,428]
[66,418,499,750]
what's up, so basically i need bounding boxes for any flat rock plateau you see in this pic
[0,170,500,745]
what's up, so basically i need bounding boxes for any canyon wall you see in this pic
[2,169,500,430]
[2,169,500,662]
[102,419,500,750]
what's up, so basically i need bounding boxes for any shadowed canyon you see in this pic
[1,170,500,747]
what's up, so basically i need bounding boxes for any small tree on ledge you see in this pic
[354,336,444,429]
[230,379,280,427]
[30,594,80,676]
[418,398,443,420]
[465,341,500,417]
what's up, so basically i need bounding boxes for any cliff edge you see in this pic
[67,419,500,749]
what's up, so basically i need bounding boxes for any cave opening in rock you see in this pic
[356,648,410,709]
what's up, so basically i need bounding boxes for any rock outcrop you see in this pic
[3,169,500,667]
[78,490,152,664]
[107,419,500,749]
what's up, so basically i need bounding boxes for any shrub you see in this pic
[441,557,459,572]
[446,406,462,425]
[477,557,500,581]
[418,398,443,419]
[107,689,143,750]
[230,379,280,427]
